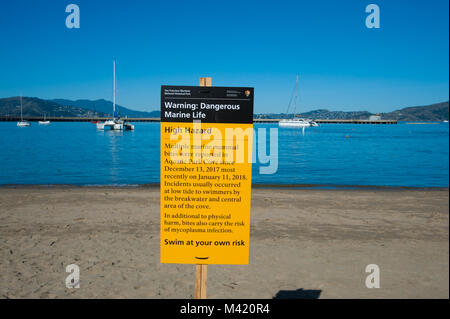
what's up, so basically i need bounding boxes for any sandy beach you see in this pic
[0,186,448,299]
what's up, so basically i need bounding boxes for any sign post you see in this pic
[160,77,254,299]
[195,77,211,299]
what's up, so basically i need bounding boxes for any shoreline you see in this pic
[1,183,448,191]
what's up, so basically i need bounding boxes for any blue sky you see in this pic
[0,0,448,113]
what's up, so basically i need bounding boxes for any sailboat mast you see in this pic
[293,75,298,118]
[20,95,23,121]
[113,60,116,118]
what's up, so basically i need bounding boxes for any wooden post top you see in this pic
[200,77,212,87]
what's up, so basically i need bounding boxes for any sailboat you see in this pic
[17,96,31,127]
[39,113,50,125]
[97,60,134,131]
[279,75,318,128]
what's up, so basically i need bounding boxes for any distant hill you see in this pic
[256,109,373,120]
[1,96,448,121]
[256,101,449,121]
[52,99,160,118]
[0,96,107,117]
[382,101,449,121]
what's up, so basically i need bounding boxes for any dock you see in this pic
[253,119,397,124]
[0,116,397,124]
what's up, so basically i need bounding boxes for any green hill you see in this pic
[382,101,449,121]
[256,109,372,120]
[1,96,448,121]
[0,97,107,117]
[256,101,449,121]
[52,99,159,118]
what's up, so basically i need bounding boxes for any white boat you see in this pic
[17,96,31,127]
[279,75,319,128]
[38,113,50,125]
[97,60,135,131]
[97,117,134,131]
[99,119,121,130]
[17,121,31,127]
[279,118,312,127]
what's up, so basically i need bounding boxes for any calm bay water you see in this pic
[0,122,448,187]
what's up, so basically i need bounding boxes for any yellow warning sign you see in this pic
[160,86,254,264]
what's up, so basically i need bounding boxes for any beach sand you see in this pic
[0,186,448,299]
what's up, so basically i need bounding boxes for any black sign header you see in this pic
[161,86,254,124]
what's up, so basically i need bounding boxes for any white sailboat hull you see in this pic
[38,121,50,125]
[96,119,134,131]
[17,121,31,127]
[279,119,312,127]
[97,123,123,130]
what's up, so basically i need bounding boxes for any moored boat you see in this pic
[17,96,31,127]
[38,113,50,125]
[278,75,319,128]
[97,61,134,131]
[279,118,312,127]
